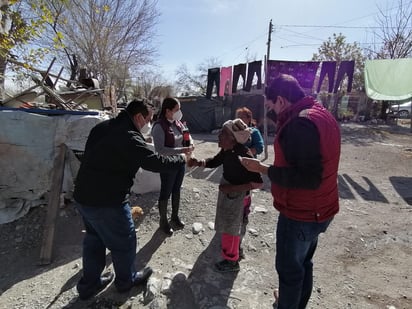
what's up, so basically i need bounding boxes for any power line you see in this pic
[277,24,412,29]
[217,32,267,64]
[279,40,385,49]
[280,28,325,42]
[218,0,412,65]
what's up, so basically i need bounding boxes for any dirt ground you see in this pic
[0,122,411,309]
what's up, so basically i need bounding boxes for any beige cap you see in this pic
[223,118,251,144]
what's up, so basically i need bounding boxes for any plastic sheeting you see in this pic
[0,110,160,224]
[179,95,265,133]
[364,59,412,100]
[0,111,107,223]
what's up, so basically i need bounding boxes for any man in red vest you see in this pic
[240,74,341,309]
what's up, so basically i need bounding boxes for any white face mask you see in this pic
[140,121,152,135]
[172,109,183,122]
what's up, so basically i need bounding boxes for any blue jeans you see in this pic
[159,164,185,201]
[275,213,332,309]
[75,202,138,293]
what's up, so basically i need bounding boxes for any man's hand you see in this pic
[239,156,269,174]
[187,157,204,167]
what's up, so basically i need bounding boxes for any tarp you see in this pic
[0,111,104,223]
[180,96,224,132]
[364,58,412,100]
[0,110,160,224]
[179,95,267,133]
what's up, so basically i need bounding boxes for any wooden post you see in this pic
[263,19,273,161]
[39,144,67,265]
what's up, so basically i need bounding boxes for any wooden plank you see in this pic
[1,85,39,106]
[6,57,79,85]
[39,144,67,265]
[52,66,64,89]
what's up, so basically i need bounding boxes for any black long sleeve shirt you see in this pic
[74,112,185,207]
[205,144,263,185]
[267,117,323,190]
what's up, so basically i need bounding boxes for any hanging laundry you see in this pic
[333,61,355,93]
[232,63,247,94]
[206,67,220,99]
[244,60,262,91]
[316,61,336,93]
[219,66,233,96]
[267,60,320,90]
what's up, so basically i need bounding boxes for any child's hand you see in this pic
[187,157,203,167]
[250,182,263,190]
[182,145,195,155]
[187,157,197,167]
[218,184,232,194]
[246,147,254,157]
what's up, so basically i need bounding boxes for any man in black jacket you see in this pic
[73,99,186,300]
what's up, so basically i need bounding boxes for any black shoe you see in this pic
[133,267,153,286]
[214,259,240,273]
[170,216,185,229]
[116,267,153,293]
[160,221,173,236]
[78,272,114,300]
[238,247,245,261]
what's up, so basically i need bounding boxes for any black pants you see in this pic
[206,67,220,98]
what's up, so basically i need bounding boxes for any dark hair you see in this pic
[125,99,153,117]
[159,97,179,119]
[265,74,305,104]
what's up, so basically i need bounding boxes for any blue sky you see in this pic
[155,0,395,80]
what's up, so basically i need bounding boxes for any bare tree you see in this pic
[37,0,159,94]
[373,0,412,59]
[175,57,221,96]
[175,64,205,96]
[123,70,171,102]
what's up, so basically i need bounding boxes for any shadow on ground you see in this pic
[389,176,412,206]
[166,234,238,308]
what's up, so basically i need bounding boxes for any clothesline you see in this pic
[206,60,355,98]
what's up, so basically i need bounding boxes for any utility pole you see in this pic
[266,19,273,68]
[263,19,273,161]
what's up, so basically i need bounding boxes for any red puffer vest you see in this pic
[271,97,341,222]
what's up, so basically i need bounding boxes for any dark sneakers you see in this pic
[133,267,153,285]
[214,259,240,273]
[160,221,174,236]
[238,247,245,261]
[116,267,153,293]
[78,271,114,300]
[273,288,279,308]
[170,216,185,230]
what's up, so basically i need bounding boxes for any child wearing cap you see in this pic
[188,118,263,272]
